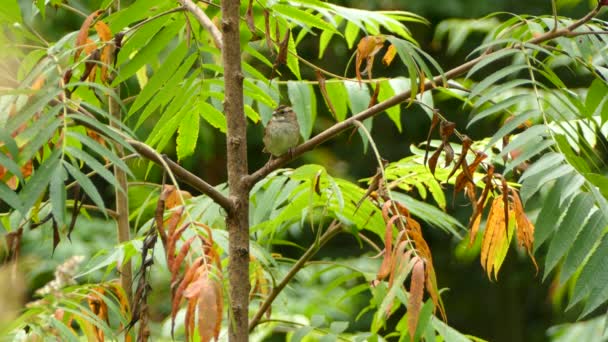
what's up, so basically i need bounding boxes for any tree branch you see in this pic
[248,221,343,331]
[127,139,232,212]
[244,4,602,188]
[177,0,223,50]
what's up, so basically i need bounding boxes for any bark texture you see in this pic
[221,0,250,341]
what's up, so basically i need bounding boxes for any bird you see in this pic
[263,105,301,157]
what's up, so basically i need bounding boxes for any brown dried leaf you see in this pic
[447,135,473,181]
[424,113,441,166]
[171,258,203,337]
[442,142,454,167]
[428,146,442,176]
[355,36,385,82]
[510,188,538,273]
[408,258,425,341]
[185,294,197,342]
[246,0,259,39]
[368,81,380,108]
[171,235,197,283]
[271,28,290,76]
[382,44,397,66]
[316,70,338,120]
[197,276,223,342]
[376,215,398,281]
[75,10,103,61]
[468,214,482,247]
[425,265,447,321]
[439,120,456,140]
[263,10,273,54]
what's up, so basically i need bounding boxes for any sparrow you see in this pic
[263,105,301,157]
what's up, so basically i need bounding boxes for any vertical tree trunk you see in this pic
[221,0,250,341]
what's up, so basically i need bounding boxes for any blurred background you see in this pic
[7,0,606,341]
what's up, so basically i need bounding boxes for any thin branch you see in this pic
[177,0,223,50]
[127,139,232,212]
[244,3,602,188]
[123,7,186,36]
[249,221,342,331]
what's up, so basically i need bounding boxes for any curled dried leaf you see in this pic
[75,10,103,61]
[355,35,385,82]
[424,112,441,165]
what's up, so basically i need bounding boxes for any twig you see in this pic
[127,139,232,212]
[249,221,343,330]
[177,0,223,50]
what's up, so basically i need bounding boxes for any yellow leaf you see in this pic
[355,35,385,81]
[382,44,397,66]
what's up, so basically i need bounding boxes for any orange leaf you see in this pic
[75,10,103,61]
[198,276,223,342]
[480,197,506,280]
[94,21,112,42]
[94,21,114,82]
[376,215,398,281]
[408,258,425,341]
[425,265,447,321]
[510,188,538,273]
[355,35,385,82]
[164,185,192,209]
[185,295,197,342]
[382,44,397,66]
[468,214,482,247]
[171,235,197,284]
[171,258,203,337]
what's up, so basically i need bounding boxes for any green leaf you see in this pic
[554,134,591,174]
[533,176,573,252]
[466,49,520,79]
[518,152,564,183]
[378,80,401,131]
[569,234,608,308]
[199,101,227,133]
[0,182,22,212]
[344,81,372,152]
[585,79,608,122]
[287,30,301,80]
[272,4,339,34]
[432,316,471,342]
[20,149,61,211]
[0,0,22,24]
[106,0,172,33]
[324,81,348,122]
[49,166,67,227]
[65,146,121,193]
[66,132,132,177]
[544,192,595,279]
[176,108,200,160]
[0,151,23,180]
[344,20,360,49]
[135,58,199,128]
[128,40,188,115]
[318,28,335,58]
[560,210,608,285]
[468,94,529,128]
[287,81,315,139]
[113,20,184,85]
[469,64,528,100]
[63,161,107,216]
[329,321,349,334]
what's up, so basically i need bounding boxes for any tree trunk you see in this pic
[221,0,250,341]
